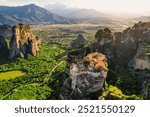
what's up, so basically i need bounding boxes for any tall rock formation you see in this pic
[63,22,150,99]
[70,34,86,49]
[8,24,41,60]
[95,28,116,66]
[95,22,150,99]
[113,22,150,69]
[0,35,8,59]
[61,52,108,99]
[0,25,12,38]
[117,22,150,99]
[94,28,117,84]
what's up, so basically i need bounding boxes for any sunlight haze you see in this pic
[0,0,150,15]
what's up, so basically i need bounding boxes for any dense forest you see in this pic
[0,43,66,99]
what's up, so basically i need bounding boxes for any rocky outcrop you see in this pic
[8,24,41,60]
[70,34,86,49]
[95,28,116,68]
[95,22,150,99]
[0,25,11,59]
[64,22,150,99]
[95,28,115,46]
[0,35,8,59]
[134,69,150,99]
[115,22,150,68]
[95,25,150,69]
[127,22,150,69]
[0,25,12,38]
[126,22,150,99]
[94,28,117,85]
[60,22,150,99]
[61,52,108,100]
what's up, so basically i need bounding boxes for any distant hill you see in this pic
[46,3,111,19]
[66,9,111,19]
[0,4,72,25]
[133,16,150,22]
[45,3,128,26]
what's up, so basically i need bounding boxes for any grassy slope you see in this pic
[0,71,25,80]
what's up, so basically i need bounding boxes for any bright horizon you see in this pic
[0,0,150,15]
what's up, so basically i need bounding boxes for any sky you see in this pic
[0,0,150,15]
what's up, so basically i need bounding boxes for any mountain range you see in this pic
[0,3,149,26]
[0,4,71,25]
[45,3,150,24]
[45,3,112,19]
[0,3,116,26]
[133,16,150,22]
[45,3,116,25]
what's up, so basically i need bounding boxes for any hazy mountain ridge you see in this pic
[46,3,112,19]
[133,16,150,22]
[0,4,72,25]
[45,3,136,29]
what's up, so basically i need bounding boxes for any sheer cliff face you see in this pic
[75,22,150,99]
[61,52,108,100]
[61,35,108,100]
[0,35,8,59]
[115,22,150,69]
[126,22,150,98]
[95,28,116,68]
[127,22,150,70]
[8,24,41,60]
[0,25,12,38]
[106,22,150,99]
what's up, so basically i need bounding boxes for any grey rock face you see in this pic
[61,52,108,100]
[0,35,7,48]
[70,34,86,49]
[95,28,116,67]
[8,24,41,60]
[115,22,150,68]
[0,35,8,59]
[61,64,107,99]
[114,22,150,99]
[0,25,12,38]
[134,69,150,99]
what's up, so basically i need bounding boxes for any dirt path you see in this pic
[49,61,65,77]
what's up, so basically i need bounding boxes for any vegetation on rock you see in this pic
[84,52,108,71]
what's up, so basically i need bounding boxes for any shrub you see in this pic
[83,59,90,66]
